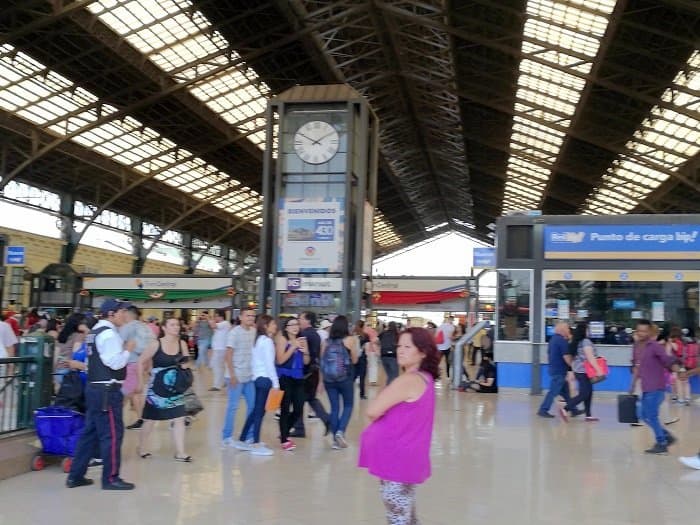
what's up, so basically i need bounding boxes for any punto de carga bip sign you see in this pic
[544,224,700,259]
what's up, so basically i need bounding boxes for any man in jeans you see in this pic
[632,319,678,455]
[537,321,572,418]
[222,308,256,448]
[292,311,330,437]
[193,311,213,370]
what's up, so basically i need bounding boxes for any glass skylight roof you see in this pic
[87,0,271,147]
[0,43,263,226]
[582,51,700,214]
[502,0,616,214]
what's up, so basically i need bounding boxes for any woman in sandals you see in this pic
[137,316,193,462]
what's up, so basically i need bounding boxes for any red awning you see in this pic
[372,291,466,305]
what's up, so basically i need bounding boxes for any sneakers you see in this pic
[537,411,555,418]
[222,438,234,448]
[126,419,143,430]
[334,431,348,449]
[208,387,221,392]
[664,417,680,425]
[666,433,677,446]
[644,443,669,455]
[585,416,599,422]
[679,455,700,470]
[233,440,253,451]
[87,458,103,468]
[281,440,296,451]
[274,411,281,421]
[249,444,274,456]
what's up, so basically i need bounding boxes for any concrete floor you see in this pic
[2,373,700,525]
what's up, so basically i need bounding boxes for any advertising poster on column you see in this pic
[278,198,344,273]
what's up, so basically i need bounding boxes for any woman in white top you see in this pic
[238,314,279,456]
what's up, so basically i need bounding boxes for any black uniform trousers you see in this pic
[293,369,330,433]
[69,383,124,487]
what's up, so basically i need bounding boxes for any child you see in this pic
[358,327,439,525]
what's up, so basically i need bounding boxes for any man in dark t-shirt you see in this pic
[291,311,330,436]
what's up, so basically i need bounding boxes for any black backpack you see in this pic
[152,366,193,398]
[379,331,396,357]
[53,371,85,413]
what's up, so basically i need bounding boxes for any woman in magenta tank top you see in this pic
[358,327,440,525]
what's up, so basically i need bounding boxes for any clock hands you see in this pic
[312,129,338,145]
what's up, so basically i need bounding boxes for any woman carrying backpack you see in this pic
[137,317,192,462]
[321,315,359,449]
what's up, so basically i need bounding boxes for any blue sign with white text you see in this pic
[544,224,700,259]
[612,300,636,310]
[5,246,25,265]
[473,247,496,268]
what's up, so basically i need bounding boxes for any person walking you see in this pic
[276,317,309,451]
[358,327,439,525]
[221,308,257,448]
[120,306,156,430]
[238,315,279,456]
[193,311,213,370]
[209,309,231,391]
[354,320,370,400]
[559,321,604,422]
[66,298,136,490]
[631,319,679,455]
[137,317,193,462]
[321,315,359,449]
[537,321,572,418]
[436,316,455,378]
[292,311,330,437]
[378,322,400,385]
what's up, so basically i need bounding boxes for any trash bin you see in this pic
[17,335,55,424]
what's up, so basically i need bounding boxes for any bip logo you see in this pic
[550,231,585,244]
[287,278,301,291]
[305,246,316,256]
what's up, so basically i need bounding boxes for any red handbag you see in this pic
[584,356,608,380]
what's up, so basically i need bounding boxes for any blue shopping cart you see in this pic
[32,406,85,472]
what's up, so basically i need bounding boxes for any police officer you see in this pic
[66,298,136,490]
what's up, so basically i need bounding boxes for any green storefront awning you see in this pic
[89,289,230,302]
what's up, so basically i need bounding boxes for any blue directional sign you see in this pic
[472,247,496,268]
[5,246,25,265]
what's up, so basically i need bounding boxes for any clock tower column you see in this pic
[258,85,379,319]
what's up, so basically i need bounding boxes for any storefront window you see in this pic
[497,270,531,341]
[544,279,699,343]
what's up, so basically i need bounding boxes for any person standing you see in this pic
[354,320,370,400]
[378,322,400,385]
[321,315,359,449]
[631,319,679,455]
[238,315,279,456]
[537,321,572,418]
[221,308,257,448]
[436,316,455,378]
[560,322,604,422]
[193,310,213,370]
[358,327,439,525]
[209,309,231,391]
[137,317,193,462]
[66,299,135,490]
[276,317,309,450]
[293,311,330,436]
[120,306,156,430]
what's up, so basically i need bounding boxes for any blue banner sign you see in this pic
[5,246,25,265]
[473,247,496,268]
[612,299,636,310]
[544,224,700,259]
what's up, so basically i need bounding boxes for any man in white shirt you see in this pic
[222,308,256,447]
[437,316,455,378]
[0,319,18,358]
[209,309,231,391]
[67,298,137,491]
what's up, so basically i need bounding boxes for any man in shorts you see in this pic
[120,306,156,430]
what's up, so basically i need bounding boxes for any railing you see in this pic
[0,357,45,434]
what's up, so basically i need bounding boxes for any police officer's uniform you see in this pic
[67,300,135,490]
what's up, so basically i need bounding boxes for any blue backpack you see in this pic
[321,338,351,383]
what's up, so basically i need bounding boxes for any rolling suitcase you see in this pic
[618,394,638,423]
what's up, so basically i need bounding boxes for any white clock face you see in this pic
[293,120,340,164]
